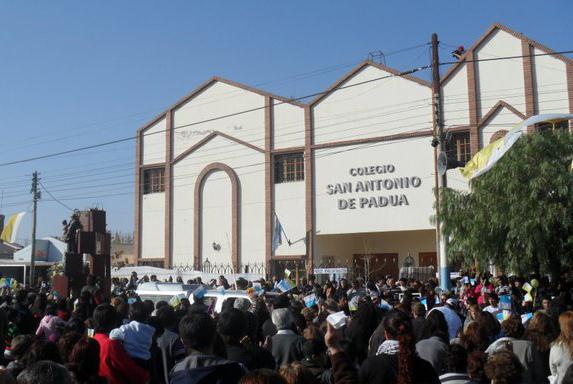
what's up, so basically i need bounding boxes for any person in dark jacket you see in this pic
[170,312,245,384]
[156,306,186,384]
[359,311,440,384]
[270,308,305,367]
[217,308,275,370]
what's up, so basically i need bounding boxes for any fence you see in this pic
[170,259,267,276]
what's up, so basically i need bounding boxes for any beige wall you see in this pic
[142,118,166,165]
[141,192,165,259]
[172,82,265,159]
[314,136,436,235]
[313,65,432,145]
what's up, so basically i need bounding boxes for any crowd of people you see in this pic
[0,270,572,384]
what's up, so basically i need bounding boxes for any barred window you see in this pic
[143,168,165,194]
[451,131,471,165]
[535,119,570,133]
[274,153,304,183]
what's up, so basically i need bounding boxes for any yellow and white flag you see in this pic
[0,212,26,243]
[461,113,573,180]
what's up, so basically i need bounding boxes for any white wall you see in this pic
[442,64,469,127]
[201,171,233,265]
[313,65,432,145]
[314,136,436,235]
[532,48,569,115]
[475,30,525,117]
[274,181,306,256]
[141,193,165,259]
[172,135,266,267]
[479,107,523,147]
[142,118,166,165]
[172,82,265,159]
[273,101,305,149]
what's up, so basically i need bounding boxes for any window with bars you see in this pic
[535,119,570,133]
[143,168,165,194]
[450,131,471,165]
[274,152,304,183]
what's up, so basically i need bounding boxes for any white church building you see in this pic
[134,24,573,280]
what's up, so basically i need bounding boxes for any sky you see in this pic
[0,0,572,242]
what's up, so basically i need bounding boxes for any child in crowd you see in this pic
[109,301,155,367]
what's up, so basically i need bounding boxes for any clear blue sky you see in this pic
[0,0,571,242]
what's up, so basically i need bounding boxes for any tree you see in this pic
[439,131,573,278]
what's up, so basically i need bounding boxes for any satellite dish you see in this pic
[437,151,448,176]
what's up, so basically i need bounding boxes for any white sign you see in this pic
[313,268,348,275]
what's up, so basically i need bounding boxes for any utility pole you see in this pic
[431,33,450,290]
[29,171,41,287]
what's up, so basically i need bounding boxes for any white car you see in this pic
[135,282,201,305]
[192,290,253,313]
[136,282,256,314]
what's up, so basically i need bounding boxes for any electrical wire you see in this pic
[38,181,74,211]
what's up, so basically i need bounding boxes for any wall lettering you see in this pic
[327,164,422,210]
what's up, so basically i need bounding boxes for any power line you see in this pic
[3,48,571,169]
[38,180,75,211]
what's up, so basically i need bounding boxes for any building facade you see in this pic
[134,24,573,280]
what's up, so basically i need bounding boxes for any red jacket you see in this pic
[93,333,149,384]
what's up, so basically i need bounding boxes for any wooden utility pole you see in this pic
[431,33,450,290]
[29,171,41,287]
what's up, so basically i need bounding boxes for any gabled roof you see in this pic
[478,100,526,129]
[138,76,305,133]
[309,60,431,107]
[442,23,573,84]
[173,130,264,164]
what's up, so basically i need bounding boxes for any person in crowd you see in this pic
[5,335,32,378]
[484,349,523,384]
[524,311,558,380]
[66,336,106,384]
[17,360,72,384]
[416,309,449,374]
[239,369,288,384]
[439,344,470,384]
[429,299,462,341]
[483,293,501,316]
[411,301,427,342]
[485,314,545,383]
[300,338,329,383]
[279,362,317,384]
[170,312,245,383]
[359,310,440,384]
[35,302,66,343]
[217,308,275,371]
[57,331,82,364]
[109,301,155,367]
[270,308,305,367]
[550,311,573,384]
[156,305,186,384]
[466,351,488,384]
[92,304,149,384]
[346,300,379,364]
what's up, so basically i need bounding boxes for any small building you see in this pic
[134,24,573,280]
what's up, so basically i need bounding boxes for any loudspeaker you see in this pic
[64,253,83,278]
[79,210,106,233]
[78,232,95,254]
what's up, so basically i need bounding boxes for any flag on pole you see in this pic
[272,214,283,252]
[460,113,573,180]
[0,212,26,243]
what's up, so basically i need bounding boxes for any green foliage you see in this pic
[439,131,573,277]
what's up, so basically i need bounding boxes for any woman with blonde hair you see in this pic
[550,311,573,384]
